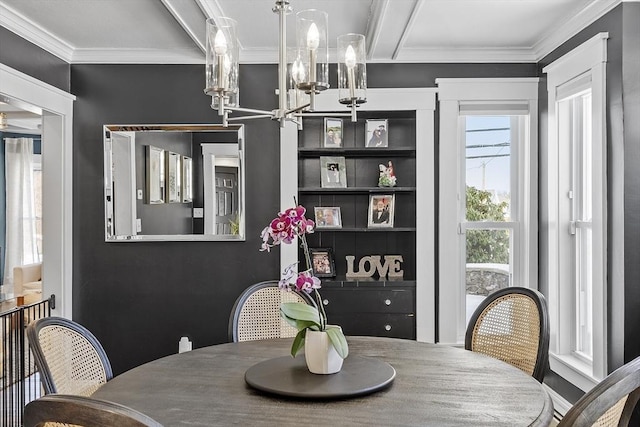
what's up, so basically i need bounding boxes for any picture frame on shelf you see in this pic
[323,118,343,148]
[320,156,347,188]
[181,156,193,203]
[310,248,336,278]
[366,119,388,148]
[166,151,181,203]
[314,206,343,229]
[145,145,165,204]
[368,194,395,228]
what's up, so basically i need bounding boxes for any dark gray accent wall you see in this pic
[71,61,535,374]
[71,64,282,374]
[0,26,69,92]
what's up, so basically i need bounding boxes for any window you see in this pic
[437,78,539,345]
[463,115,523,324]
[33,153,43,259]
[543,33,608,390]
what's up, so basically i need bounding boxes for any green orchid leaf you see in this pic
[326,326,349,359]
[290,328,306,357]
[281,315,317,332]
[280,302,321,326]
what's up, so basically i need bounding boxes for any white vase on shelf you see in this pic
[304,325,344,374]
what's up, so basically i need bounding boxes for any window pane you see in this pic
[464,116,511,221]
[465,229,512,324]
[572,91,593,360]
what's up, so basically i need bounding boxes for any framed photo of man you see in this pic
[323,118,343,148]
[314,206,342,229]
[368,194,395,228]
[310,248,336,277]
[366,119,388,148]
[320,156,347,188]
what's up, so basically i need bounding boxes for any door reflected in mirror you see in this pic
[104,124,245,241]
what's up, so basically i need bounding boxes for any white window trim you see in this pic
[436,78,539,345]
[542,32,608,391]
[0,63,75,318]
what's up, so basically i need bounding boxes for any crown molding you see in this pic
[393,47,537,64]
[533,0,621,61]
[70,49,205,64]
[0,3,74,62]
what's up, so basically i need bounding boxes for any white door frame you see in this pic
[0,63,75,318]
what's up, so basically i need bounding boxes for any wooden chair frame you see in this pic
[228,280,314,342]
[24,394,162,427]
[26,316,113,395]
[465,287,550,382]
[558,356,640,427]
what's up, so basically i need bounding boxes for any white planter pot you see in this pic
[304,326,344,374]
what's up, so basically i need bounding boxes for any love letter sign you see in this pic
[345,255,404,280]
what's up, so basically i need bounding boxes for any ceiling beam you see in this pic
[365,0,389,60]
[392,0,423,61]
[160,0,208,54]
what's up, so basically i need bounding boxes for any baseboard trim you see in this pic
[543,383,573,419]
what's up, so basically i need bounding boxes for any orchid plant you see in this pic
[260,205,349,360]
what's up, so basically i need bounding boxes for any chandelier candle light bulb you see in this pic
[214,30,228,91]
[345,45,356,101]
[307,23,319,84]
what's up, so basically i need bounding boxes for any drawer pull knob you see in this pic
[384,299,392,306]
[385,324,392,331]
[323,299,329,306]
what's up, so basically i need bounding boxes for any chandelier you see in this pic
[204,0,367,127]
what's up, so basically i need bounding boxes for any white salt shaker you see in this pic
[179,336,192,353]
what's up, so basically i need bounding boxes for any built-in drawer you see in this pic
[327,313,415,340]
[319,288,415,314]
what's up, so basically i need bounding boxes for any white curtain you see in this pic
[4,137,39,287]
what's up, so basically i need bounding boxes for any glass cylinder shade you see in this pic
[287,48,310,110]
[337,34,367,105]
[205,17,239,108]
[295,10,329,93]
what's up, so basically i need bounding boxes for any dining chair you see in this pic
[23,394,163,427]
[26,316,113,396]
[228,280,313,342]
[465,286,549,382]
[557,355,640,427]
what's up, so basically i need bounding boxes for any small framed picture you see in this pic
[310,248,336,278]
[368,194,395,228]
[166,151,182,203]
[323,118,343,148]
[320,156,347,188]
[366,119,388,148]
[314,206,342,229]
[145,145,165,204]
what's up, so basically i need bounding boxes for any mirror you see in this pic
[103,124,245,241]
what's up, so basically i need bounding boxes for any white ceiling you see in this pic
[0,0,624,65]
[0,0,626,133]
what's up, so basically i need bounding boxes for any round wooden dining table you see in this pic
[92,336,554,426]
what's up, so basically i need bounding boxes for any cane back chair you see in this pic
[557,356,640,427]
[24,394,163,427]
[465,287,550,382]
[228,280,313,342]
[27,316,113,396]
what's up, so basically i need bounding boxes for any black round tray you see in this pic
[244,355,395,399]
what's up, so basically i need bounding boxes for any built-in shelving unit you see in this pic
[280,88,437,342]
